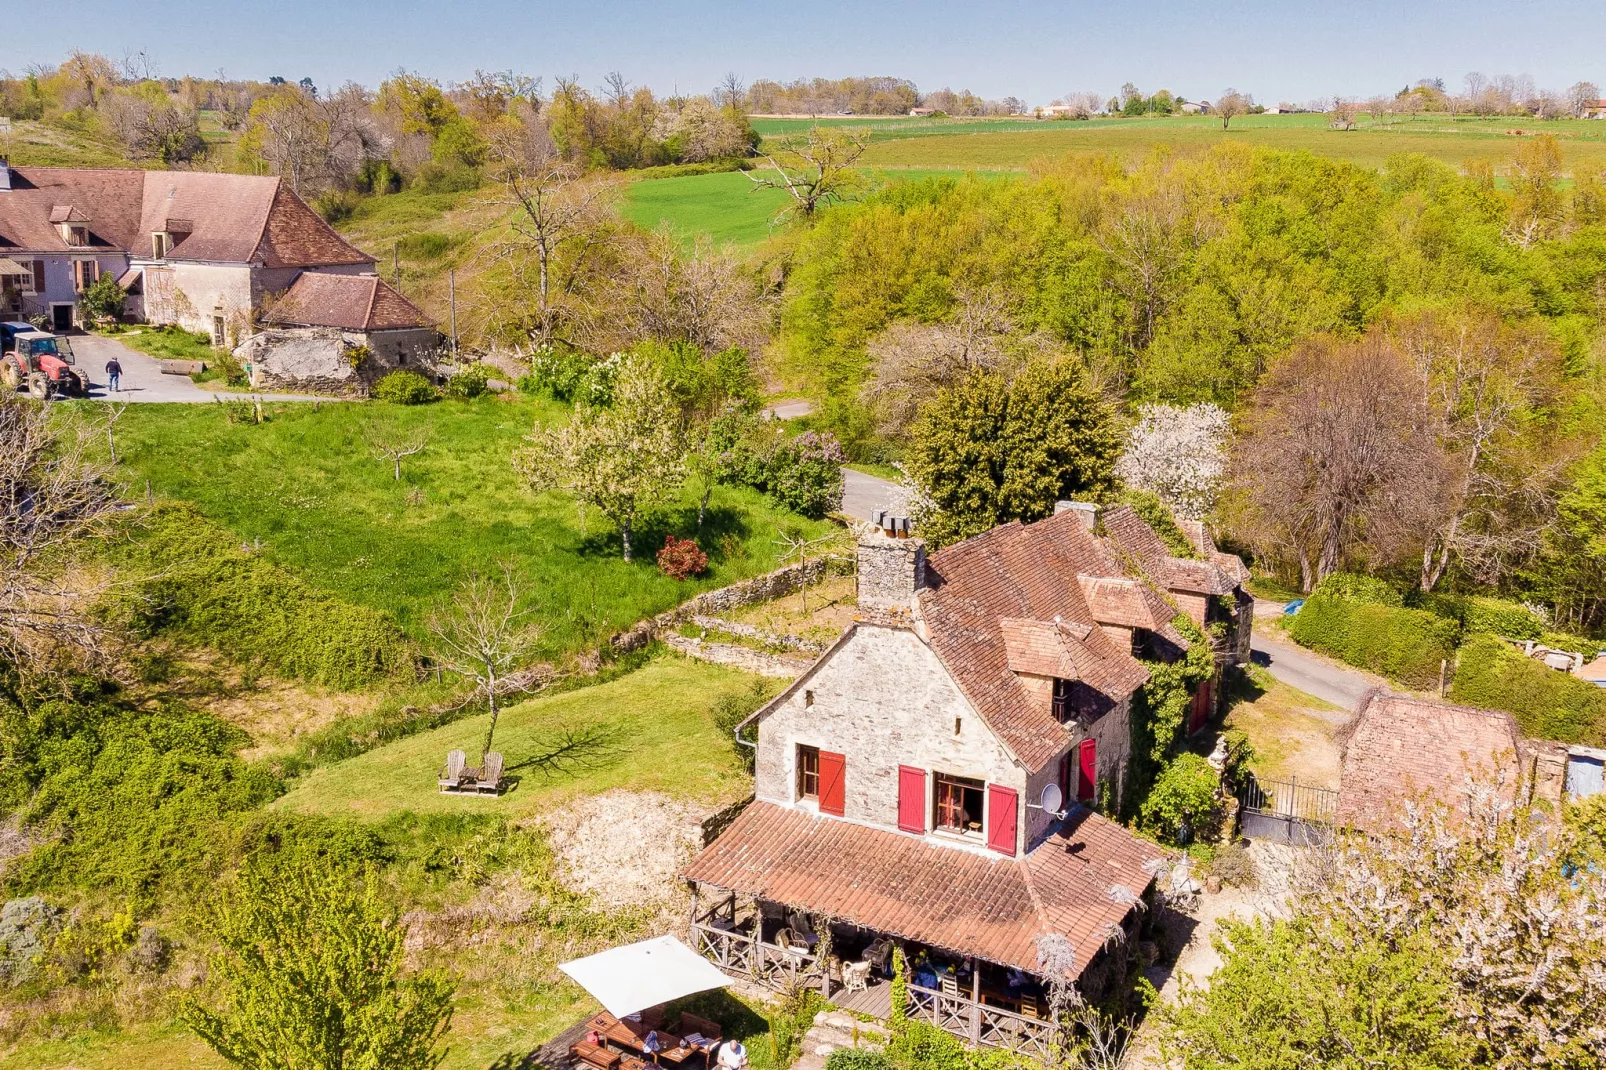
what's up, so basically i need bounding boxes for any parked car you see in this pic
[0,321,86,399]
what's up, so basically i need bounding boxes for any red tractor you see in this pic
[0,322,87,399]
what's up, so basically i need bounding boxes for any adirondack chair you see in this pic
[437,749,467,791]
[475,751,504,794]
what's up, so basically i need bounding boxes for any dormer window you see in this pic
[153,232,170,259]
[67,226,89,247]
[1052,678,1071,723]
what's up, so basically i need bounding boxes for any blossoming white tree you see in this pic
[1115,403,1229,521]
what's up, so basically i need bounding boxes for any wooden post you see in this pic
[393,242,400,290]
[969,959,981,1045]
[689,883,699,930]
[448,267,458,355]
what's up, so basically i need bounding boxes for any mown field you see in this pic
[108,398,837,651]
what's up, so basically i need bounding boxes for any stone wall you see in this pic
[755,623,1031,854]
[661,635,813,678]
[610,555,852,654]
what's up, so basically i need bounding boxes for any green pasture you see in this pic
[106,399,835,651]
[274,656,760,821]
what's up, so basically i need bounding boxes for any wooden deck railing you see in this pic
[905,983,1057,1060]
[690,920,823,989]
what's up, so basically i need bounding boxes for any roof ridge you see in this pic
[365,274,381,330]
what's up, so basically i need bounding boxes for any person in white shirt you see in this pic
[715,1039,747,1070]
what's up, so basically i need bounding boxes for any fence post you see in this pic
[969,962,981,1044]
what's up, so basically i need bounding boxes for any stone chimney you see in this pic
[1055,500,1099,531]
[0,160,11,193]
[857,512,926,611]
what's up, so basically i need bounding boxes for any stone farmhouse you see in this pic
[0,162,432,362]
[682,503,1252,1056]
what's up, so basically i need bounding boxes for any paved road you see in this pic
[1249,599,1380,714]
[840,467,903,522]
[57,334,318,403]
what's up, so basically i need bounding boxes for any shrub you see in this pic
[77,273,126,321]
[1138,753,1224,846]
[1449,633,1606,745]
[1113,489,1198,558]
[98,503,416,689]
[1206,841,1257,888]
[722,429,846,519]
[657,536,709,580]
[1312,571,1405,607]
[711,680,772,771]
[524,348,622,404]
[1416,593,1546,641]
[1288,594,1460,688]
[443,362,490,399]
[826,1051,896,1070]
[372,370,437,404]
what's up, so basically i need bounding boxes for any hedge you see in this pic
[1288,594,1461,689]
[1449,633,1606,745]
[1417,593,1547,642]
[100,503,416,689]
[1312,571,1404,607]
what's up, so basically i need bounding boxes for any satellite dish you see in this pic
[1040,782,1063,815]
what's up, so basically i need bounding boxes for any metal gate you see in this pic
[1237,775,1338,845]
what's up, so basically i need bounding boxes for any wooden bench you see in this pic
[677,1013,723,1046]
[571,1042,620,1070]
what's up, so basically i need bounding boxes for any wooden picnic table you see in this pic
[585,1013,699,1064]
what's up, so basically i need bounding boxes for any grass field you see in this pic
[854,112,1606,172]
[623,167,1013,250]
[275,656,761,820]
[107,399,837,650]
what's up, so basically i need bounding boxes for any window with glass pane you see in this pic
[933,774,984,834]
[797,744,820,801]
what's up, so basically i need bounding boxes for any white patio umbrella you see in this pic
[559,935,734,1018]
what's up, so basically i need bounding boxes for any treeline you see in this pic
[1,53,757,207]
[745,75,1026,116]
[776,140,1606,629]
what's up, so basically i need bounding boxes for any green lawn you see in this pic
[274,656,761,821]
[623,167,1012,251]
[97,324,216,363]
[107,399,837,650]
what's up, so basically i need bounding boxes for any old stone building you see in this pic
[0,162,379,345]
[681,505,1253,1052]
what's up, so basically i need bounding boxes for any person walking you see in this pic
[104,356,123,394]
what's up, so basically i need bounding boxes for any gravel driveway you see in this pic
[47,333,318,404]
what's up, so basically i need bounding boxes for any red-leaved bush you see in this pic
[657,536,709,580]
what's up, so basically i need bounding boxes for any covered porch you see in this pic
[690,887,1060,1058]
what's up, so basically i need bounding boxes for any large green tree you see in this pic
[181,860,455,1070]
[905,361,1119,546]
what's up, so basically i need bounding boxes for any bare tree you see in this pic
[1229,334,1444,590]
[103,401,128,464]
[429,565,544,763]
[0,400,125,673]
[1568,80,1601,119]
[605,230,773,356]
[366,423,431,481]
[715,72,745,111]
[1327,97,1359,131]
[1215,88,1250,130]
[1393,312,1563,590]
[1097,175,1213,349]
[746,125,871,221]
[482,122,618,347]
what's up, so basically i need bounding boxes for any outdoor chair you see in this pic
[864,938,892,976]
[842,960,871,993]
[475,751,504,794]
[785,910,819,949]
[437,749,467,791]
[1017,994,1041,1019]
[939,973,960,998]
[677,1013,722,1045]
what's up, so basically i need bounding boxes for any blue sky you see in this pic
[21,0,1606,107]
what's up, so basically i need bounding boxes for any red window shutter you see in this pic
[897,765,925,833]
[818,751,846,816]
[986,785,1018,856]
[1077,738,1097,803]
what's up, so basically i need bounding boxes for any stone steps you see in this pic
[794,1010,890,1070]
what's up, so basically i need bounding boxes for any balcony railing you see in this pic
[690,919,823,989]
[905,983,1057,1060]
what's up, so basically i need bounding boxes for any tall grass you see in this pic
[106,398,837,654]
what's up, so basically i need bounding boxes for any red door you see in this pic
[818,751,846,816]
[897,765,926,832]
[1077,738,1097,803]
[986,784,1018,856]
[1188,679,1213,734]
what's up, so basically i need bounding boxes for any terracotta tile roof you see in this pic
[0,166,372,268]
[1336,693,1525,834]
[682,801,1161,976]
[1099,506,1237,596]
[1076,576,1177,632]
[265,271,430,330]
[919,511,1153,770]
[0,168,145,252]
[253,183,373,267]
[999,617,1150,698]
